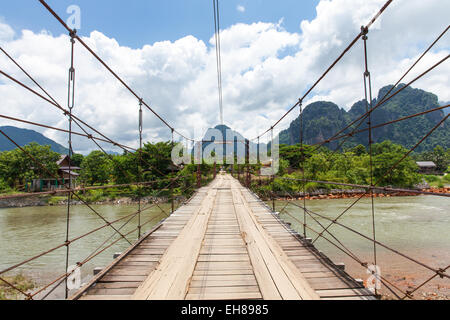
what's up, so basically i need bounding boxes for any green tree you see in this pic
[71,153,84,167]
[111,152,139,184]
[371,141,420,187]
[80,151,112,185]
[305,153,328,180]
[0,143,59,188]
[419,145,449,172]
[279,144,314,169]
[140,142,174,179]
[351,144,367,156]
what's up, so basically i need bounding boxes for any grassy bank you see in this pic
[0,274,35,300]
[423,174,450,188]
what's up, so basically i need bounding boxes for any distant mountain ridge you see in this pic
[0,126,69,154]
[199,84,448,156]
[200,124,249,157]
[278,84,449,152]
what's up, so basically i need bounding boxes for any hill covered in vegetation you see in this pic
[0,126,69,154]
[279,85,449,152]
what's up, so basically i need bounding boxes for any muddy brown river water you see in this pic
[0,196,448,299]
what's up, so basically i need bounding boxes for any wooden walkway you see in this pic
[71,174,376,300]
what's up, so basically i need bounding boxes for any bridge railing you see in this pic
[241,174,449,299]
[0,168,202,299]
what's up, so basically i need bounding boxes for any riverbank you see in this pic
[267,187,450,201]
[0,274,35,300]
[1,187,448,208]
[0,195,187,208]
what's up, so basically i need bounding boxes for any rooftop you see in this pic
[416,161,436,167]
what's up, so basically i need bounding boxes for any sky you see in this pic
[0,0,319,48]
[0,0,449,154]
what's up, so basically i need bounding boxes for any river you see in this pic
[0,196,449,299]
[0,203,170,299]
[275,195,450,299]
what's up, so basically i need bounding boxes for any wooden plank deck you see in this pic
[71,174,376,300]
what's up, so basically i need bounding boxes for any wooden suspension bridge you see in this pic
[0,0,448,301]
[70,174,374,300]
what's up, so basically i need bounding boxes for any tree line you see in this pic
[0,140,448,195]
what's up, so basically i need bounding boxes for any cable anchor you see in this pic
[361,26,369,40]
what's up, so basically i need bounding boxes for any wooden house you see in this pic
[31,155,80,192]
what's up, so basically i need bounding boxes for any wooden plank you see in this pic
[123,256,161,262]
[87,288,136,295]
[116,261,158,267]
[288,255,320,261]
[186,292,262,300]
[202,240,245,246]
[307,277,359,290]
[132,181,218,300]
[191,275,256,282]
[131,249,166,255]
[188,286,260,294]
[316,288,375,298]
[107,269,151,276]
[302,271,339,278]
[295,265,332,273]
[94,282,141,289]
[193,269,254,276]
[195,261,253,271]
[196,254,250,262]
[79,295,131,300]
[323,296,375,300]
[203,235,243,239]
[101,275,147,282]
[69,222,164,300]
[233,197,282,300]
[200,247,248,255]
[190,279,257,288]
[232,184,319,300]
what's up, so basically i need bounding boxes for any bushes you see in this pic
[423,175,440,183]
[0,178,11,193]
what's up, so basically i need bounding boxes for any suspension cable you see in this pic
[138,98,143,239]
[38,0,193,143]
[64,29,76,299]
[361,25,378,296]
[251,0,393,141]
[213,0,224,125]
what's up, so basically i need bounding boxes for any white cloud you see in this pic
[0,0,448,154]
[0,20,15,43]
[237,5,245,13]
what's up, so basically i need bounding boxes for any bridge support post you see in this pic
[138,98,143,238]
[272,175,275,212]
[197,163,201,188]
[64,29,76,300]
[196,141,202,188]
[245,139,251,188]
[170,129,175,214]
